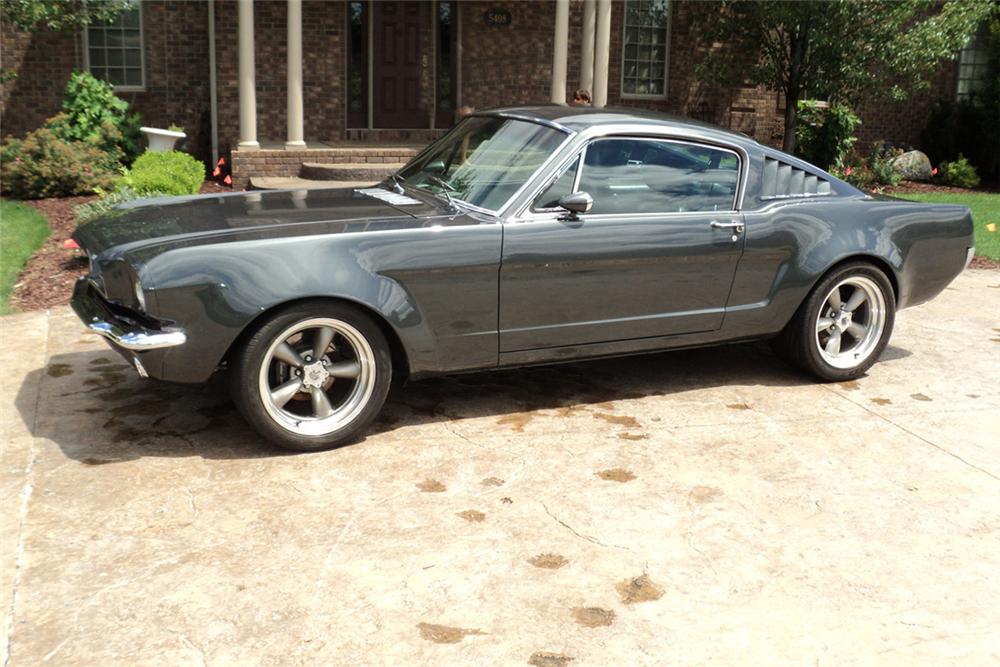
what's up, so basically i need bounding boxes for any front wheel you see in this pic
[772,262,895,381]
[231,301,392,451]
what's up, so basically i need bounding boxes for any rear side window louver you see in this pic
[760,158,832,200]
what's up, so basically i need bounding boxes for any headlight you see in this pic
[134,280,146,311]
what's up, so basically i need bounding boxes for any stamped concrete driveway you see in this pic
[2,269,998,666]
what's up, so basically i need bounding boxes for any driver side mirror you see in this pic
[425,159,446,175]
[558,192,593,220]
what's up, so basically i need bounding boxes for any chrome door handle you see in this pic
[710,220,744,233]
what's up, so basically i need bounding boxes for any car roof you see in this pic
[473,105,760,149]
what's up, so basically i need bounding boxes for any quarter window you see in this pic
[576,138,739,215]
[534,156,580,210]
[85,3,144,90]
[621,0,670,97]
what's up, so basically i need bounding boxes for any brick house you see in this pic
[0,0,969,188]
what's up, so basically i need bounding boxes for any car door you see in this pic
[498,136,745,352]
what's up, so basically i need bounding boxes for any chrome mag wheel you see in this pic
[257,317,377,436]
[815,276,887,370]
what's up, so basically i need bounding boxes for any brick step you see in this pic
[344,129,446,144]
[291,147,422,158]
[300,162,406,182]
[250,176,377,191]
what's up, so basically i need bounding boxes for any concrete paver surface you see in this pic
[2,269,998,665]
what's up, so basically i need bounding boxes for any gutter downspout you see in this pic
[208,0,219,165]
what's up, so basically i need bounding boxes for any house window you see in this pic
[85,3,144,90]
[957,24,990,102]
[621,0,670,98]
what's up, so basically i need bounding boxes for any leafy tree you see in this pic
[0,0,134,31]
[697,0,995,153]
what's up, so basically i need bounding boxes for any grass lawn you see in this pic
[0,199,51,314]
[897,192,1000,261]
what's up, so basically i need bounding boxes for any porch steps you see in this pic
[300,162,407,182]
[249,177,377,191]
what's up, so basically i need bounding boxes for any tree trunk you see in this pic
[782,87,799,154]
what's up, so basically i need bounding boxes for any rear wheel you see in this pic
[772,262,895,381]
[231,301,392,451]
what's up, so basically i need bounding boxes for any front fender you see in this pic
[139,225,502,382]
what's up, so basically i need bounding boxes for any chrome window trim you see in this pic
[511,129,748,222]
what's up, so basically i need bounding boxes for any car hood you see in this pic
[73,186,448,258]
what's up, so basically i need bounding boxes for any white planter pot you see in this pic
[141,126,186,152]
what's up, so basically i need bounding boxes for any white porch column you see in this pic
[549,0,570,104]
[592,0,612,108]
[580,0,596,93]
[285,0,305,148]
[237,0,259,149]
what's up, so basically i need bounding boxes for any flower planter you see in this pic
[141,126,186,152]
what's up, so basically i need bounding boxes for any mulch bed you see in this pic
[9,182,232,312]
[883,180,1000,195]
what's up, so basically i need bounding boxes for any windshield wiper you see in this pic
[384,173,405,195]
[426,175,460,212]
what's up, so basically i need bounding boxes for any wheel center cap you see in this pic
[301,361,329,388]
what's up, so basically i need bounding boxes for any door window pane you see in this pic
[622,0,669,97]
[578,138,739,215]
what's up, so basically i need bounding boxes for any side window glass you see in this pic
[533,155,580,210]
[578,138,739,215]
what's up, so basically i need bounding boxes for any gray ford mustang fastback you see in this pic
[71,106,975,450]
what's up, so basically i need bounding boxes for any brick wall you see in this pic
[1,0,963,174]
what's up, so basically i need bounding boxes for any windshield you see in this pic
[397,116,568,212]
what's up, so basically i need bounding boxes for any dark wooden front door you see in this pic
[373,1,429,128]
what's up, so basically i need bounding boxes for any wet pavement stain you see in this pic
[416,623,485,644]
[528,652,575,667]
[839,381,861,391]
[481,477,505,487]
[593,413,640,429]
[871,397,892,406]
[529,553,568,569]
[968,394,981,399]
[689,485,723,503]
[80,458,115,466]
[457,509,485,522]
[910,393,933,402]
[618,432,648,441]
[46,363,73,377]
[88,357,113,366]
[616,574,665,604]
[595,468,636,483]
[416,479,446,493]
[500,497,513,504]
[497,412,535,432]
[726,402,751,410]
[571,607,615,627]
[109,399,170,417]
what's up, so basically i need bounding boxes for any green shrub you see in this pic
[795,100,861,171]
[73,186,161,224]
[1,124,117,199]
[869,143,903,187]
[48,70,142,165]
[938,154,981,189]
[121,150,205,196]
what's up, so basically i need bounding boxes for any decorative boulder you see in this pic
[890,150,933,181]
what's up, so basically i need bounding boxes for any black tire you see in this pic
[771,262,895,382]
[230,300,392,451]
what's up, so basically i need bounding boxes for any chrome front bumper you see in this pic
[71,278,186,351]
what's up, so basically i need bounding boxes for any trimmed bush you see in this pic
[938,154,981,189]
[1,124,117,199]
[121,151,205,196]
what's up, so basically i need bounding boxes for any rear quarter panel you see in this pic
[725,196,973,336]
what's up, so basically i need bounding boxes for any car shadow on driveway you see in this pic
[15,341,911,463]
